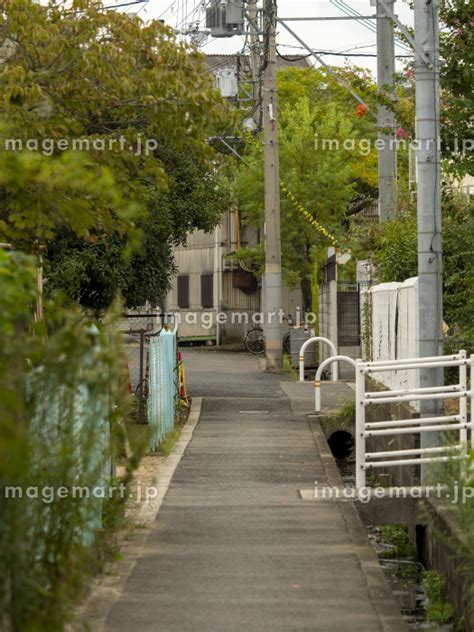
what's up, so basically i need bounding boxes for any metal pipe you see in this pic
[366,415,461,429]
[364,455,466,469]
[364,359,466,373]
[363,391,471,406]
[314,355,357,412]
[365,384,461,399]
[471,355,474,449]
[365,423,468,437]
[299,336,337,382]
[355,359,366,488]
[138,329,145,423]
[459,350,468,443]
[364,353,460,367]
[366,445,462,459]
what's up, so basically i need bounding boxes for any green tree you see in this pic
[370,195,474,349]
[439,0,474,177]
[45,146,230,309]
[0,0,229,307]
[233,66,380,309]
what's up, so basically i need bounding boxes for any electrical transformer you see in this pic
[215,69,239,98]
[206,0,245,38]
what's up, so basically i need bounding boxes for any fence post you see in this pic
[471,355,474,450]
[355,359,366,489]
[459,350,467,444]
[138,329,145,423]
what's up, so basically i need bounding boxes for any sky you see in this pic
[120,0,415,78]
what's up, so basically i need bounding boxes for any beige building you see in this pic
[165,208,302,343]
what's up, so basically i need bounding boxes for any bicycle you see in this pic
[244,322,291,355]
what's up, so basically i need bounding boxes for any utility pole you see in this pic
[414,0,443,468]
[248,0,260,103]
[376,0,397,222]
[262,0,283,370]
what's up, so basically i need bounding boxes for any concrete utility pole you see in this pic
[262,0,283,370]
[414,0,443,462]
[376,0,397,222]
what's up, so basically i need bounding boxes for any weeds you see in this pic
[422,570,455,624]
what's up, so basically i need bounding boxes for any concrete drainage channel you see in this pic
[315,414,460,632]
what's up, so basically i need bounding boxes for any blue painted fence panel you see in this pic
[147,329,177,452]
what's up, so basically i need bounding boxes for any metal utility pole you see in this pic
[376,0,397,222]
[262,0,283,370]
[414,0,443,464]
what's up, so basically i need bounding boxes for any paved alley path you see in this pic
[104,351,405,632]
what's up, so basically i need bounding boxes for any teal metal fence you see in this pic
[148,328,178,452]
[28,328,111,546]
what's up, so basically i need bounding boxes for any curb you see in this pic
[74,398,203,631]
[306,417,408,632]
[137,397,202,526]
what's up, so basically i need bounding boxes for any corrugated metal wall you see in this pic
[167,209,304,341]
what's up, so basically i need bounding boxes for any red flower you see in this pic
[355,104,368,118]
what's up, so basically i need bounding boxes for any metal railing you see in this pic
[355,351,474,488]
[314,355,357,412]
[299,336,338,382]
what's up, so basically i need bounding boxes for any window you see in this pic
[177,275,190,309]
[201,274,214,309]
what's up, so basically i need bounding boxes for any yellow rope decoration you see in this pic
[280,182,338,246]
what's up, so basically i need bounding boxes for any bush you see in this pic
[0,251,131,631]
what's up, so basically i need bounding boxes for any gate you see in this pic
[337,284,360,346]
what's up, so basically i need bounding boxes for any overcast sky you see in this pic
[127,0,415,77]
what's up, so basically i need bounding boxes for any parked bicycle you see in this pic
[244,320,292,356]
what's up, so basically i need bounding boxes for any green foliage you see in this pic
[373,214,418,283]
[429,453,474,626]
[0,251,132,631]
[0,0,229,308]
[357,194,474,351]
[0,140,141,249]
[422,570,455,624]
[233,67,380,309]
[439,0,474,177]
[44,147,230,310]
[338,400,356,425]
[380,525,415,559]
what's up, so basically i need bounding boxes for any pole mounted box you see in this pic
[206,0,245,37]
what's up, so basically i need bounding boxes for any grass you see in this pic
[422,570,455,624]
[158,402,190,457]
[159,425,183,456]
[282,353,298,379]
[380,525,416,559]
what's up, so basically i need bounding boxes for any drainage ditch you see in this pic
[331,444,456,631]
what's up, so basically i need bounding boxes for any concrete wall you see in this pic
[364,277,420,409]
[319,280,338,362]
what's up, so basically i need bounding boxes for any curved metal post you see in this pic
[314,355,357,412]
[299,336,338,382]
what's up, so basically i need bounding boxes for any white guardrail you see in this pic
[299,337,338,382]
[356,351,474,488]
[312,351,474,489]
